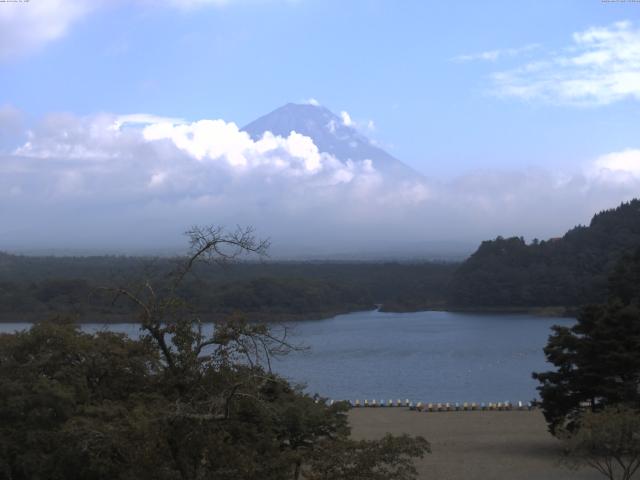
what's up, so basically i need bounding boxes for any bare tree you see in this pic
[103,224,294,377]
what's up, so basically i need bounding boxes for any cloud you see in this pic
[142,119,339,174]
[588,149,640,182]
[12,113,376,185]
[306,98,321,106]
[452,44,540,62]
[114,114,187,128]
[491,21,640,105]
[337,110,375,133]
[1,111,413,249]
[340,111,353,127]
[0,0,294,61]
[0,0,96,60]
[2,110,640,253]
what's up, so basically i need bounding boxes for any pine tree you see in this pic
[533,247,640,434]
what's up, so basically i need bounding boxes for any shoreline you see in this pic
[381,304,577,317]
[0,305,577,324]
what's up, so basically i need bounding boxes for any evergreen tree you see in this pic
[450,199,640,308]
[533,247,640,434]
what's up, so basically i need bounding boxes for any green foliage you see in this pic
[0,321,160,480]
[449,199,640,308]
[0,226,430,480]
[0,321,429,480]
[533,247,640,434]
[560,406,640,480]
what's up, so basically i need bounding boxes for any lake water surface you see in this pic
[1,310,573,404]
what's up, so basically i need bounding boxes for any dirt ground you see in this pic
[348,408,602,480]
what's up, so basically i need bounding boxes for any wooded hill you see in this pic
[448,199,640,309]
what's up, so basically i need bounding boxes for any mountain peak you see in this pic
[242,103,419,179]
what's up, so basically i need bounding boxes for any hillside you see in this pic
[448,199,640,308]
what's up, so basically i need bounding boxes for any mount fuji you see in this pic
[243,103,420,180]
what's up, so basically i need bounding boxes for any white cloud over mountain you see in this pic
[491,21,640,105]
[2,109,640,253]
[10,112,382,193]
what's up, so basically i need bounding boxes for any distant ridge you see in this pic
[243,103,420,179]
[448,199,640,308]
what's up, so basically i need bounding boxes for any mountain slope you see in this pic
[448,199,640,308]
[243,103,420,179]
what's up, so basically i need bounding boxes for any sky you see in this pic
[1,0,640,255]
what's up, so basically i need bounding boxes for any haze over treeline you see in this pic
[2,102,640,257]
[1,199,639,323]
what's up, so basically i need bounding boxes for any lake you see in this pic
[0,310,572,404]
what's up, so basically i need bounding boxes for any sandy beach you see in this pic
[349,408,601,480]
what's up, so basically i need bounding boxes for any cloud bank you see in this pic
[1,109,640,255]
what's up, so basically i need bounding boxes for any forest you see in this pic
[447,199,640,309]
[0,253,455,322]
[1,199,640,322]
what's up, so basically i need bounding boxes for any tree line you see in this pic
[0,254,455,322]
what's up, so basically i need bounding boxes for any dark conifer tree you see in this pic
[533,247,640,434]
